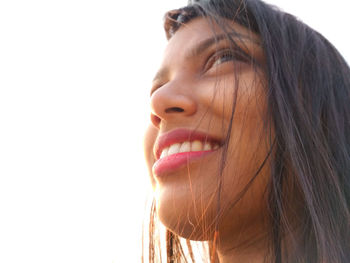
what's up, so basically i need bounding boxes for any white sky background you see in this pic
[0,0,348,262]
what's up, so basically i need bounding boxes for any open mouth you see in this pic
[153,128,223,176]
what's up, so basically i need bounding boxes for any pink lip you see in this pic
[152,151,214,176]
[152,128,222,176]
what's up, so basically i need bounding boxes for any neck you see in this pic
[216,242,268,263]
[214,219,269,263]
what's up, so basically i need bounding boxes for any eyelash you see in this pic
[205,49,246,71]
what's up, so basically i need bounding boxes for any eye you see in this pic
[205,48,248,71]
[212,51,236,66]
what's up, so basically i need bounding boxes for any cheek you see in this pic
[218,134,271,237]
[196,72,270,227]
[198,69,266,120]
[217,83,270,232]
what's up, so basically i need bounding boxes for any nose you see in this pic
[150,81,197,128]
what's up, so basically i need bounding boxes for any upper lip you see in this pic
[154,128,223,160]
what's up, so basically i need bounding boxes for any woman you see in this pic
[143,0,350,262]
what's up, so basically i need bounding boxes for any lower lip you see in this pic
[152,151,214,176]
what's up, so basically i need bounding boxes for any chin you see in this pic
[156,184,217,241]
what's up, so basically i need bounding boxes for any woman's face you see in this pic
[144,17,271,243]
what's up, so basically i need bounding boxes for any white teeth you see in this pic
[179,141,191,153]
[203,142,212,151]
[191,140,203,151]
[168,143,181,156]
[160,147,168,158]
[159,141,220,159]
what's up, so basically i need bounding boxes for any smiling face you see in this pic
[144,17,271,245]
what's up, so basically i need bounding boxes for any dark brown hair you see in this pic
[145,0,350,262]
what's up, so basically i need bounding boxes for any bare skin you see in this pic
[144,18,272,262]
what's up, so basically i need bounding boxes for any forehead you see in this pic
[164,17,260,58]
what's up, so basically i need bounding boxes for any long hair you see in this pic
[145,0,350,262]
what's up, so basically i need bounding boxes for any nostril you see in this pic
[151,114,161,127]
[165,107,184,113]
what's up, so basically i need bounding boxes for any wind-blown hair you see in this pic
[145,0,350,262]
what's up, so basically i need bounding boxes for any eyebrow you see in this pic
[152,33,260,84]
[187,32,260,58]
[186,33,231,58]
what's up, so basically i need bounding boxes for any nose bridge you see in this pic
[150,78,197,128]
